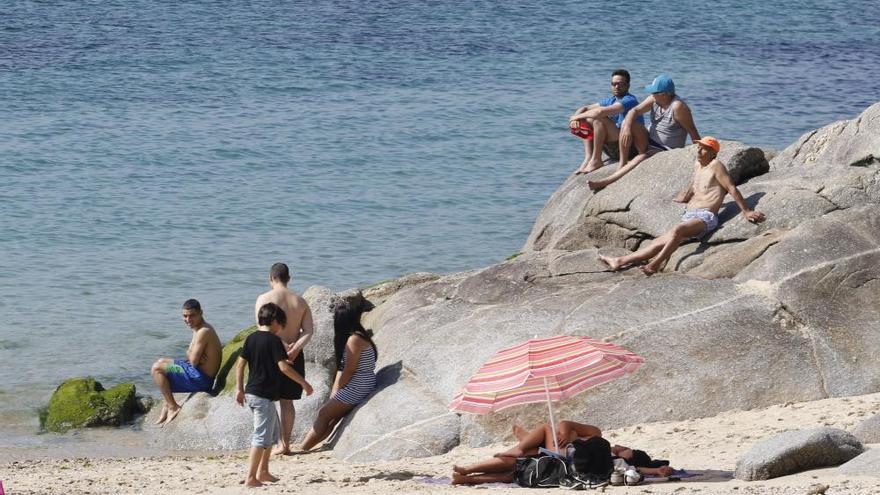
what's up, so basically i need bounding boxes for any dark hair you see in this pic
[269,262,290,284]
[258,302,287,328]
[333,298,377,371]
[182,299,201,312]
[611,69,631,84]
[629,449,652,467]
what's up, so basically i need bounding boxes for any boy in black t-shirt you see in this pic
[235,302,313,487]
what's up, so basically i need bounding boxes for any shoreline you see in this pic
[3,392,878,494]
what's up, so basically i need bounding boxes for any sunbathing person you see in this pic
[451,421,674,485]
[299,296,377,451]
[599,136,765,274]
[588,74,700,191]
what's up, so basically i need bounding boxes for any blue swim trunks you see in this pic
[165,360,214,393]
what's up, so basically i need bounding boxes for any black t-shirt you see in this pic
[241,330,288,400]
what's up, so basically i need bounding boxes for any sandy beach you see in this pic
[3,392,878,495]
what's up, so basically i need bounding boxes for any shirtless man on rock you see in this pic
[599,137,765,274]
[151,299,222,426]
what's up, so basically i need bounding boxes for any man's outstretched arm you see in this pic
[570,101,625,122]
[715,163,765,223]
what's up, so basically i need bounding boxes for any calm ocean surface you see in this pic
[1,0,878,445]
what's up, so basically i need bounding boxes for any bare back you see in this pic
[687,159,726,213]
[190,323,222,378]
[255,287,313,347]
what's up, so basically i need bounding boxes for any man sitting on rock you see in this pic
[570,69,645,174]
[599,137,766,274]
[151,299,222,426]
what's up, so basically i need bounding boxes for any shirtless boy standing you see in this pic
[151,299,222,425]
[599,137,766,274]
[254,263,314,454]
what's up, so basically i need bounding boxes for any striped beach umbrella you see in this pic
[448,335,644,451]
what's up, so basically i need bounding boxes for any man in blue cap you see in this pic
[569,69,645,175]
[588,74,701,191]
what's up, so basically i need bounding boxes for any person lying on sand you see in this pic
[451,421,674,485]
[599,136,765,275]
[150,299,221,426]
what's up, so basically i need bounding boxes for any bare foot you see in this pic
[244,478,263,488]
[257,472,279,483]
[512,424,527,441]
[160,406,181,427]
[452,465,467,475]
[451,473,469,485]
[587,179,607,191]
[640,264,658,275]
[272,445,292,456]
[598,254,623,271]
[583,159,604,173]
[154,405,168,425]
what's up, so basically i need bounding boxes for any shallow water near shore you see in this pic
[2,0,879,450]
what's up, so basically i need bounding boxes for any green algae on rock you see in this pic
[43,377,136,432]
[215,325,256,395]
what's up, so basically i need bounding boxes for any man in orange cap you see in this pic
[599,137,765,274]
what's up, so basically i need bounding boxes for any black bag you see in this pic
[514,454,569,488]
[569,436,614,483]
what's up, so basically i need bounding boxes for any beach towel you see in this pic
[570,120,594,140]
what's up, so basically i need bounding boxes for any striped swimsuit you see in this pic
[333,345,377,405]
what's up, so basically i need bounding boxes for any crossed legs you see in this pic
[452,422,581,485]
[599,219,706,274]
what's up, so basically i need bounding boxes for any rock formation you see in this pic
[43,378,137,432]
[335,102,880,461]
[148,102,880,459]
[734,428,863,480]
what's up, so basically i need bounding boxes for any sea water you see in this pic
[1,0,878,446]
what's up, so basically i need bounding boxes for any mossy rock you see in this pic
[43,378,136,432]
[214,325,256,395]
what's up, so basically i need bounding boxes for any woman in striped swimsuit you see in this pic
[299,299,378,451]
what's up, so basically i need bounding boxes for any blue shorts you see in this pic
[245,394,279,448]
[164,360,214,393]
[681,209,719,239]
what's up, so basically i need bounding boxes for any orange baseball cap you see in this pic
[695,136,720,154]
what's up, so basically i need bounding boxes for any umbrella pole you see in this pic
[544,377,560,453]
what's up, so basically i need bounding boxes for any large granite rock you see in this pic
[852,414,880,444]
[146,102,880,460]
[331,366,460,462]
[734,428,863,480]
[328,103,880,461]
[43,378,136,432]
[837,448,880,477]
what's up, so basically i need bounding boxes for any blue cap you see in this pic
[644,74,675,94]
